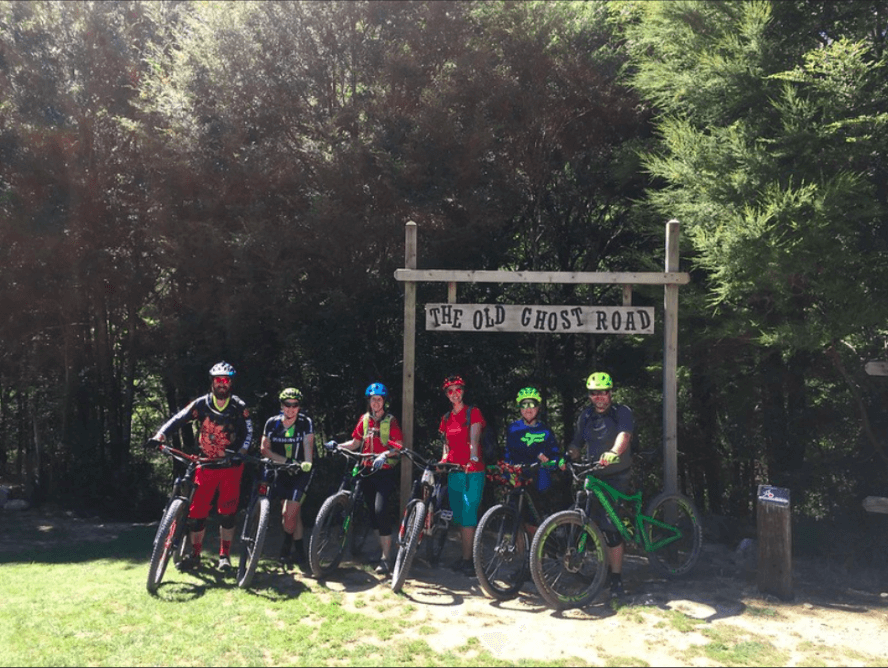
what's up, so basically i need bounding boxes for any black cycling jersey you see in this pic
[158,393,253,459]
[263,413,313,462]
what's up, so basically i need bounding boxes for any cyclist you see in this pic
[259,387,314,567]
[152,361,253,573]
[439,375,485,577]
[504,387,562,535]
[566,371,634,597]
[338,382,403,575]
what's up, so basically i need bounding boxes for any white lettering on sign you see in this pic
[425,304,655,334]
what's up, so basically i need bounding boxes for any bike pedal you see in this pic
[439,510,453,521]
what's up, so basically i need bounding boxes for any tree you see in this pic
[621,0,888,514]
[0,0,169,507]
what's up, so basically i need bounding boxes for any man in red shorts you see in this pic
[153,361,253,572]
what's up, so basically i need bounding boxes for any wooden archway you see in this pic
[394,220,689,507]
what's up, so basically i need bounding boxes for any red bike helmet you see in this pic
[442,375,465,391]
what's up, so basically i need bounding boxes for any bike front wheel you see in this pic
[473,504,528,601]
[350,494,372,558]
[237,496,271,588]
[309,491,351,578]
[391,499,426,594]
[644,492,703,578]
[147,497,188,594]
[529,510,608,610]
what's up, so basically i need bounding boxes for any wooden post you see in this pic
[757,485,793,600]
[663,220,680,495]
[400,222,417,512]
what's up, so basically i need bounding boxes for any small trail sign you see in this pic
[865,361,888,376]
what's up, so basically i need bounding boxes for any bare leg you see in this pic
[607,543,624,574]
[461,526,475,561]
[379,533,392,562]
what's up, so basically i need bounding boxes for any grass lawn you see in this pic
[0,525,564,667]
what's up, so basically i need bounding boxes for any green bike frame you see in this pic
[582,474,683,554]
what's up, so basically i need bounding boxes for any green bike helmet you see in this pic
[279,387,303,402]
[585,372,613,391]
[515,387,542,406]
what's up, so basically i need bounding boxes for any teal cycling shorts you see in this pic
[447,470,485,528]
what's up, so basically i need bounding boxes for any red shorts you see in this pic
[189,464,244,519]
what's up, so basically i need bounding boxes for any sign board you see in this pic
[862,496,888,514]
[425,304,655,334]
[865,360,888,376]
[757,485,790,507]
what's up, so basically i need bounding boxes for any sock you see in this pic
[220,540,231,557]
[293,538,303,559]
[192,542,202,558]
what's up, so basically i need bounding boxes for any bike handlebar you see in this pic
[400,448,467,473]
[148,441,231,467]
[564,458,607,481]
[234,451,307,472]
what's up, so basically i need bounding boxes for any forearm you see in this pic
[260,437,285,463]
[609,432,632,457]
[469,423,481,458]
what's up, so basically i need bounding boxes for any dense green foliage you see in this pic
[1,1,886,547]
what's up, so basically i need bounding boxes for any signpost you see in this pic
[862,361,888,516]
[757,484,793,600]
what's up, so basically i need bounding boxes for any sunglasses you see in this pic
[282,401,300,408]
[519,400,539,409]
[446,387,464,395]
[213,377,232,385]
[589,390,610,397]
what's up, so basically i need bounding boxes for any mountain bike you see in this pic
[145,441,230,594]
[236,454,311,588]
[473,460,558,600]
[529,459,702,609]
[390,449,462,594]
[307,442,376,578]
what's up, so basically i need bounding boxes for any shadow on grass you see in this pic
[0,524,158,565]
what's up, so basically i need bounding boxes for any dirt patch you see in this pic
[3,507,887,666]
[321,534,888,667]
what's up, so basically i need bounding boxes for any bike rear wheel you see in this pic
[644,492,703,578]
[391,499,426,594]
[474,504,528,600]
[308,491,351,578]
[147,498,188,594]
[529,510,608,610]
[237,496,271,588]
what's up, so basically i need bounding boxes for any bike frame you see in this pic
[487,463,546,528]
[324,447,375,550]
[400,450,458,545]
[240,457,309,535]
[419,465,453,540]
[572,468,683,553]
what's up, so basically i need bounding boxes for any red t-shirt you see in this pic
[439,406,485,473]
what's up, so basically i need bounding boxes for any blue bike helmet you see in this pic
[365,382,388,398]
